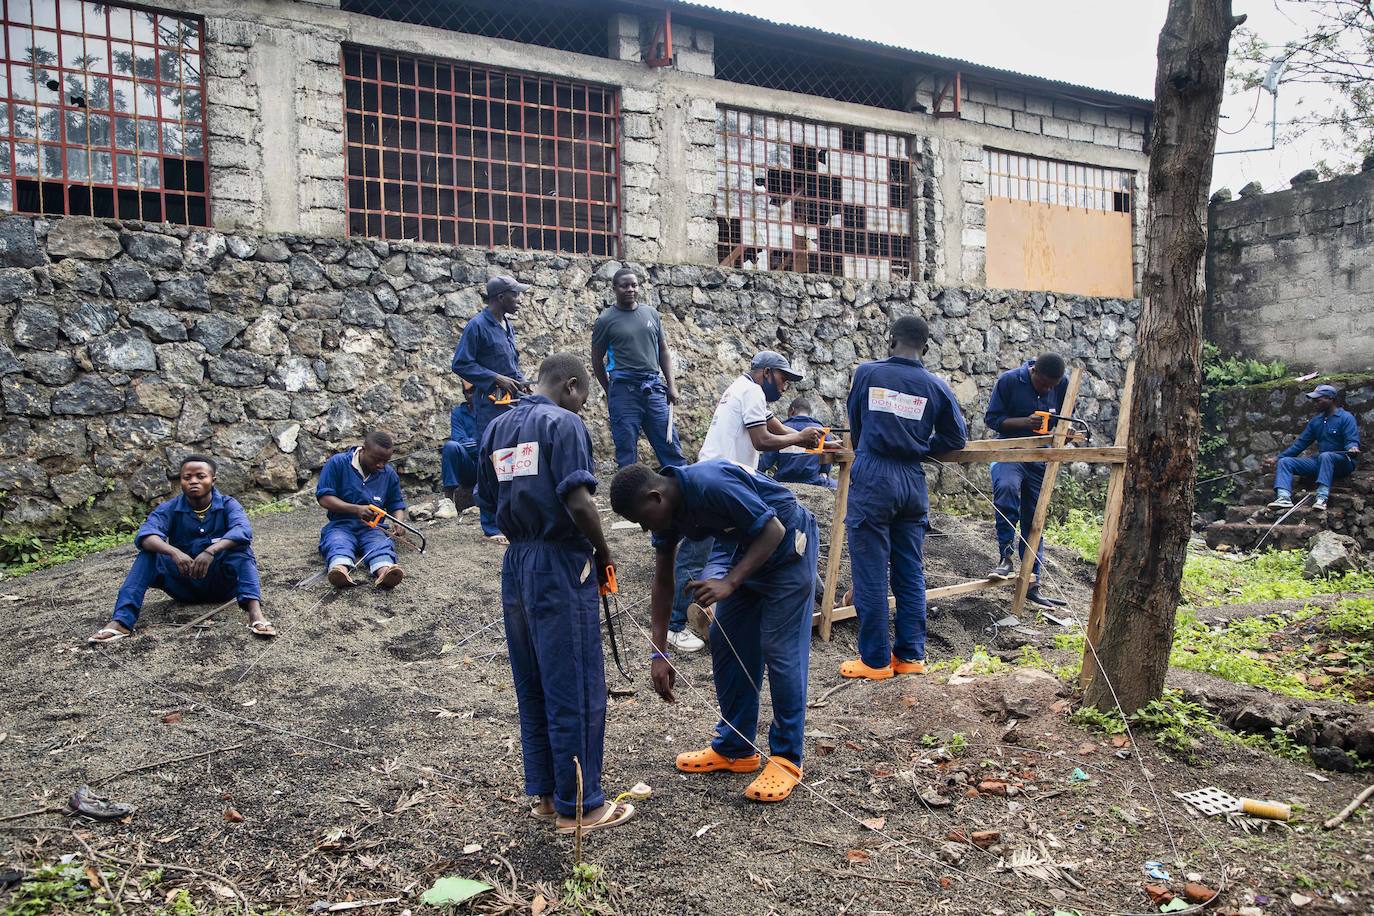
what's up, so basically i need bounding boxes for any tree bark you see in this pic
[1084,0,1242,714]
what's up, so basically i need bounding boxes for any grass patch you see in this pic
[1044,509,1103,563]
[1181,550,1373,606]
[1327,596,1374,638]
[4,859,117,915]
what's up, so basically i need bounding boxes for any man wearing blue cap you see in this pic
[452,276,532,543]
[1266,384,1360,511]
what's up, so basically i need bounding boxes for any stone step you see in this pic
[1204,520,1319,551]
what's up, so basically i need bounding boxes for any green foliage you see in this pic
[155,889,198,916]
[1069,704,1126,736]
[1180,550,1373,607]
[1201,342,1289,390]
[563,863,610,915]
[1196,342,1289,510]
[0,522,139,578]
[1017,645,1049,669]
[4,860,114,915]
[1045,509,1103,563]
[1169,606,1328,699]
[1130,691,1222,757]
[1326,597,1374,638]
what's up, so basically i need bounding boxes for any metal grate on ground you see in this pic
[713,34,907,112]
[0,0,209,225]
[342,45,622,255]
[340,0,610,58]
[716,107,912,280]
[985,148,1135,213]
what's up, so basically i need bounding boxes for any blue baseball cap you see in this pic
[484,275,530,299]
[751,350,803,380]
[1305,384,1339,400]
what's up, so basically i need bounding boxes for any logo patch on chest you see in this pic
[493,441,540,481]
[868,387,927,420]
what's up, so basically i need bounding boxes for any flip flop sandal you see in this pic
[555,801,635,835]
[327,567,356,588]
[374,565,404,589]
[87,627,129,644]
[247,620,276,638]
[744,756,803,803]
[529,804,557,822]
[675,747,762,773]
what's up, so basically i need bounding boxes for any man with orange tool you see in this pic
[477,353,633,835]
[316,430,408,589]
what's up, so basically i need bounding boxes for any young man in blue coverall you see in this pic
[88,455,273,643]
[477,353,634,834]
[591,267,686,468]
[316,430,408,589]
[609,459,819,804]
[1266,383,1361,511]
[983,352,1070,609]
[839,316,966,680]
[452,276,532,543]
[758,396,837,489]
[441,383,479,512]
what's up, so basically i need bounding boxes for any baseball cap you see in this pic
[1305,383,1339,399]
[485,275,530,299]
[750,350,803,381]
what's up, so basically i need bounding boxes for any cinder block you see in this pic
[1012,110,1041,133]
[959,159,985,183]
[1118,132,1145,152]
[1093,125,1120,146]
[1106,110,1133,129]
[211,170,262,202]
[209,139,258,170]
[208,106,254,140]
[1024,94,1052,116]
[1067,121,1095,143]
[622,139,660,165]
[693,28,714,52]
[689,97,717,121]
[984,106,1013,129]
[675,48,714,77]
[995,89,1025,111]
[622,163,656,189]
[959,100,986,123]
[207,77,257,111]
[621,87,658,113]
[1052,100,1082,121]
[1079,106,1106,126]
[622,113,654,139]
[208,18,258,48]
[967,83,996,105]
[962,227,987,249]
[624,213,661,237]
[1042,117,1069,139]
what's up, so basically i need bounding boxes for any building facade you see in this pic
[0,0,1151,298]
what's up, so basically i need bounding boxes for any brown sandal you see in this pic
[744,756,803,803]
[555,801,635,834]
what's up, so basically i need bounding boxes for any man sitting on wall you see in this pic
[316,430,408,589]
[758,397,837,490]
[1266,384,1361,512]
[88,455,273,643]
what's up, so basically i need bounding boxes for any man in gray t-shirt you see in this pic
[591,268,687,467]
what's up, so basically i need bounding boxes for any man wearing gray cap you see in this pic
[452,276,533,541]
[1266,383,1360,511]
[667,351,823,652]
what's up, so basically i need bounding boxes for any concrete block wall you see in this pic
[1206,170,1374,373]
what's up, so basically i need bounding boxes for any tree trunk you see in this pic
[1083,0,1242,714]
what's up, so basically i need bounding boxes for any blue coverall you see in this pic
[984,361,1069,575]
[758,414,836,489]
[111,489,261,630]
[652,461,819,767]
[451,307,527,536]
[476,395,606,818]
[441,402,479,491]
[846,357,967,666]
[316,448,407,575]
[1274,408,1361,496]
[607,369,686,468]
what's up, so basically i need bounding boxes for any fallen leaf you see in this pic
[420,876,491,907]
[860,817,886,831]
[161,712,181,725]
[239,699,257,708]
[531,895,547,916]
[845,849,869,863]
[461,843,482,854]
[223,807,243,823]
[1183,882,1216,904]
[1290,892,1312,907]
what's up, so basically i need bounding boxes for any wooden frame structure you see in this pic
[814,365,1136,644]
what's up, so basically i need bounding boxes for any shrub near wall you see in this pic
[0,216,1139,537]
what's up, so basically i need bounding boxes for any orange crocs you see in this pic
[891,655,926,675]
[675,746,762,773]
[839,658,894,680]
[744,756,803,803]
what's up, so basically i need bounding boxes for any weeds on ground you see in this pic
[1326,596,1374,638]
[4,860,117,915]
[562,863,612,916]
[1181,550,1373,606]
[930,645,1007,677]
[0,524,138,578]
[1044,509,1103,563]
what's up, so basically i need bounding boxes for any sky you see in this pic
[717,0,1345,194]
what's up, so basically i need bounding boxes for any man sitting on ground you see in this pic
[88,455,272,643]
[758,396,837,489]
[611,459,819,804]
[316,430,408,589]
[1267,384,1361,511]
[477,353,633,835]
[440,383,479,514]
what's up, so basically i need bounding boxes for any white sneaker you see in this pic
[667,629,705,653]
[433,497,458,520]
[1313,496,1328,511]
[1267,495,1294,509]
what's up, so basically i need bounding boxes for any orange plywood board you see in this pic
[985,198,1134,298]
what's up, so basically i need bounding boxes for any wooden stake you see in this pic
[1322,784,1374,830]
[170,598,241,635]
[1011,368,1084,619]
[573,755,584,865]
[816,437,854,642]
[1081,361,1136,687]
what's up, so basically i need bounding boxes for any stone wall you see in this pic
[1206,169,1374,373]
[0,214,1138,536]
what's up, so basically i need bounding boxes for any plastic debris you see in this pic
[1143,861,1170,880]
[419,877,492,907]
[1159,899,1190,913]
[1069,768,1089,782]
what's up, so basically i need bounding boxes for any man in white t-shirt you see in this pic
[667,351,823,651]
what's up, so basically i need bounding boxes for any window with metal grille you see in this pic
[985,149,1134,213]
[343,46,621,254]
[716,108,912,280]
[713,35,906,112]
[339,0,609,58]
[0,0,208,224]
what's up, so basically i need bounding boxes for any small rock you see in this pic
[976,779,1008,796]
[1289,168,1320,186]
[969,830,1000,849]
[937,842,964,865]
[433,498,458,520]
[47,218,122,259]
[1238,180,1264,197]
[1304,530,1363,578]
[408,501,435,521]
[1290,892,1312,907]
[1143,883,1173,904]
[919,788,953,808]
[123,231,183,268]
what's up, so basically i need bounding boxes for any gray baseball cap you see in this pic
[750,350,803,381]
[1305,383,1339,399]
[485,275,530,299]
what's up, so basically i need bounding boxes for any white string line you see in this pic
[1251,492,1314,553]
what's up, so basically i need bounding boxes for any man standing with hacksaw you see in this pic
[839,315,967,681]
[983,352,1070,609]
[315,431,409,589]
[477,353,634,835]
[452,276,532,544]
[591,267,687,469]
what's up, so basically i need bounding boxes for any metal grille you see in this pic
[0,0,208,224]
[339,0,608,58]
[716,108,912,280]
[985,149,1134,213]
[343,45,621,254]
[713,35,906,112]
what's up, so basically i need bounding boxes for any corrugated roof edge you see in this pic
[621,0,1154,112]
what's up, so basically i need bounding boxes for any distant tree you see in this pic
[1230,0,1374,173]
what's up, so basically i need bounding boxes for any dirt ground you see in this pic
[1,484,1372,915]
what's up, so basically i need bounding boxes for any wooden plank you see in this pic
[816,434,853,642]
[954,435,1057,452]
[935,446,1124,464]
[812,576,1015,627]
[1011,368,1084,618]
[1081,361,1135,687]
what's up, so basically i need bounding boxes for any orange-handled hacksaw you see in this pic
[600,565,632,682]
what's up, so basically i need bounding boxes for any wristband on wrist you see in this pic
[650,651,668,661]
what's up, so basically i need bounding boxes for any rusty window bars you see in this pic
[984,148,1134,214]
